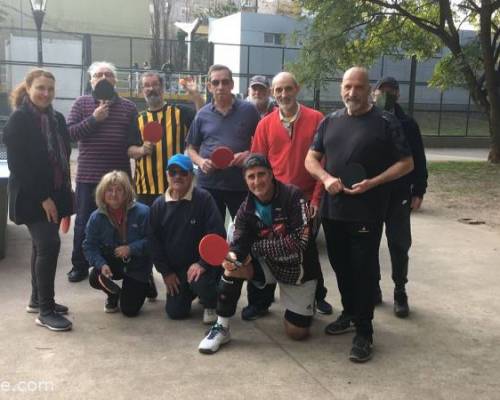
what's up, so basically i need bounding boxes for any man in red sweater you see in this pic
[242,71,332,320]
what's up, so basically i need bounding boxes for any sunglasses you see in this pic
[167,169,189,177]
[210,79,231,87]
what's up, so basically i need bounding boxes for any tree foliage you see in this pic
[292,0,500,162]
[194,1,240,22]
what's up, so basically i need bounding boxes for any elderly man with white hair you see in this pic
[66,61,151,283]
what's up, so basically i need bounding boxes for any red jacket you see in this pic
[251,104,324,207]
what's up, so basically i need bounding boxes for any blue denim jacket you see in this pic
[83,202,151,283]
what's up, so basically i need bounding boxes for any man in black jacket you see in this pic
[373,76,428,318]
[198,154,320,354]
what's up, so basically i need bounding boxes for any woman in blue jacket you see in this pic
[83,170,151,316]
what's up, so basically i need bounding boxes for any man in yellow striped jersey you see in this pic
[135,71,203,300]
[135,71,203,207]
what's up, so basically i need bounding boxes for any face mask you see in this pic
[375,92,397,112]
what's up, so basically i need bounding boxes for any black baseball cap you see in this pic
[374,76,399,91]
[242,153,272,172]
[249,75,270,89]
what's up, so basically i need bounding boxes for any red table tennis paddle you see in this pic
[94,79,115,101]
[60,216,70,234]
[143,121,163,144]
[211,146,234,169]
[339,163,367,190]
[198,233,242,268]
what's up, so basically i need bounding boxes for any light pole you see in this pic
[30,0,47,66]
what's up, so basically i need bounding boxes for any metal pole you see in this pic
[408,55,417,117]
[33,10,45,66]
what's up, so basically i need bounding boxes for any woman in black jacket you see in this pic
[3,69,73,331]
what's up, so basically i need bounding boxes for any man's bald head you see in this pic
[341,66,372,116]
[272,71,299,88]
[272,71,300,116]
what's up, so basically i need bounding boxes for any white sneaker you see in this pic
[198,323,231,354]
[203,308,217,325]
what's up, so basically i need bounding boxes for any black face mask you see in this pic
[376,92,397,112]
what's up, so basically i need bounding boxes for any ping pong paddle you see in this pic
[60,216,70,234]
[339,163,367,189]
[94,79,115,101]
[98,273,121,295]
[143,121,163,143]
[211,146,234,169]
[198,233,242,268]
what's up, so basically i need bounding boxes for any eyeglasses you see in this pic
[143,83,162,89]
[93,71,114,78]
[210,79,231,87]
[167,169,189,177]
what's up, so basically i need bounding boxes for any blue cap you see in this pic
[166,154,193,172]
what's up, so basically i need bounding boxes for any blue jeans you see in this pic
[71,182,97,272]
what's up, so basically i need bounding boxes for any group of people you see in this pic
[3,59,427,363]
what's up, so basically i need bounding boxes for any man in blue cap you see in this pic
[148,154,226,324]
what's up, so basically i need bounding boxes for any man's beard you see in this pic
[343,98,364,113]
[145,93,163,108]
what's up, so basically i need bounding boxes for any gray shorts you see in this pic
[252,257,317,317]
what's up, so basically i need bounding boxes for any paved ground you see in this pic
[1,147,499,399]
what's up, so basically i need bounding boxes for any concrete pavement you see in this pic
[1,207,499,399]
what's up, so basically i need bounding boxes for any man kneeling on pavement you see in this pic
[148,154,226,324]
[198,154,321,354]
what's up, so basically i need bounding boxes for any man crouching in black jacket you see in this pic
[198,154,321,354]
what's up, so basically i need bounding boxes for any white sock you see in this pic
[217,316,230,329]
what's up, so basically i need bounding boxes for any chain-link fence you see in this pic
[0,26,490,138]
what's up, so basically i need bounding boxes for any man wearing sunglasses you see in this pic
[148,154,225,324]
[187,65,260,221]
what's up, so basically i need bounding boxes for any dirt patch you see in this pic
[423,161,500,231]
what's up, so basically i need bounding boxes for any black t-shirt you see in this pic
[311,106,412,222]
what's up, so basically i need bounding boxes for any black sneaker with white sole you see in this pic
[349,335,373,363]
[27,303,69,315]
[324,313,355,335]
[105,294,120,313]
[35,312,72,331]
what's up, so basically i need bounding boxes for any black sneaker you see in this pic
[104,294,119,313]
[67,268,89,283]
[146,274,158,302]
[374,285,383,305]
[27,302,68,315]
[324,313,354,335]
[35,311,72,331]
[241,305,269,321]
[316,299,333,315]
[349,335,373,363]
[394,289,410,318]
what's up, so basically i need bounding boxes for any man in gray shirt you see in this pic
[186,64,260,220]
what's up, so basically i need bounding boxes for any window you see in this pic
[264,32,283,45]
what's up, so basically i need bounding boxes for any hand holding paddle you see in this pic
[141,121,163,156]
[198,233,242,268]
[339,163,372,194]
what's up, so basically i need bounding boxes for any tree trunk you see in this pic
[487,101,500,163]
